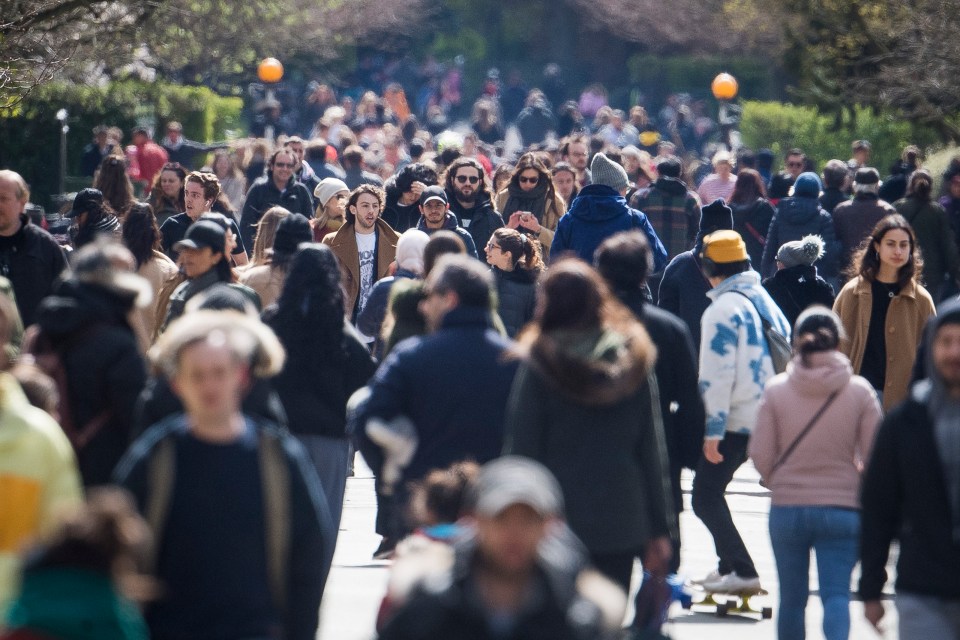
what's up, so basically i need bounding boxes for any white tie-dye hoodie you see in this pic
[699,270,791,439]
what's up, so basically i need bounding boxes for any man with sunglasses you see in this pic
[444,157,503,261]
[239,148,314,252]
[768,148,807,203]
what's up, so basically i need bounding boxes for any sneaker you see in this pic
[702,572,761,594]
[689,570,723,586]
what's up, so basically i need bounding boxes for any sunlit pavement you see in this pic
[318,459,897,640]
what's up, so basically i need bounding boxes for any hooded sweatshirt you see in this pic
[750,350,881,508]
[551,184,667,271]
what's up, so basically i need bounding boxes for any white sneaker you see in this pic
[702,572,762,594]
[690,570,723,586]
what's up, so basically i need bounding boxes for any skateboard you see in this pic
[683,584,773,619]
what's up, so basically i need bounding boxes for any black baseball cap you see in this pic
[66,188,104,218]
[419,185,448,207]
[173,220,226,254]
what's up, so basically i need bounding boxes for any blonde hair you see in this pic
[249,206,291,267]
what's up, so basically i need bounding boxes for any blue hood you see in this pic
[568,184,629,222]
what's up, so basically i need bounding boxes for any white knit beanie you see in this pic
[313,178,349,208]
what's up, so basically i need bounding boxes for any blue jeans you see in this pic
[769,506,860,640]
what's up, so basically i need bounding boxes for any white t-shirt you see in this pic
[355,231,376,314]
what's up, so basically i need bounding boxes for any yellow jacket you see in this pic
[0,372,83,608]
[833,276,936,411]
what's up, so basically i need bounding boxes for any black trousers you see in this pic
[690,432,759,578]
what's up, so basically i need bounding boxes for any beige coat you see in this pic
[136,251,179,352]
[238,264,284,309]
[495,189,565,255]
[322,218,399,317]
[833,276,936,411]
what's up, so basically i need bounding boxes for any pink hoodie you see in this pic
[750,350,882,509]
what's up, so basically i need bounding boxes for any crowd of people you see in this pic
[1,72,960,640]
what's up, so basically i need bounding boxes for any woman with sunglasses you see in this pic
[495,153,565,256]
[832,215,935,411]
[486,228,544,338]
[149,162,187,227]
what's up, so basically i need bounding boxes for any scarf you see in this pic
[502,179,548,222]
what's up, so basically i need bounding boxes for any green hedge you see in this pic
[0,81,244,209]
[739,101,942,172]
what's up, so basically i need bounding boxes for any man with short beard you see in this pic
[415,187,478,259]
[322,185,399,325]
[443,157,503,261]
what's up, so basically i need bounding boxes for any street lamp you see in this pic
[56,108,69,196]
[711,73,741,150]
[257,58,283,141]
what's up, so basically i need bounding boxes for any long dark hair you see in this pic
[847,214,923,287]
[121,202,161,268]
[508,153,553,193]
[271,244,347,364]
[906,169,933,202]
[93,155,136,216]
[728,168,767,205]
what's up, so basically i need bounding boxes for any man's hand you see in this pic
[863,600,884,632]
[643,536,672,578]
[703,438,724,464]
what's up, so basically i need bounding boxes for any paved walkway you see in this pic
[319,460,897,639]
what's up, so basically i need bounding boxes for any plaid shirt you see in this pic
[631,181,702,261]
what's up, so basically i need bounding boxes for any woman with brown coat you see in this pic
[495,153,565,256]
[832,215,936,411]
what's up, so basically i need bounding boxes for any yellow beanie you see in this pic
[702,230,748,263]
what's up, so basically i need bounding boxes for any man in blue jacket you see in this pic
[551,152,667,269]
[356,255,517,544]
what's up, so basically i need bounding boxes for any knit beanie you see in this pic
[590,153,629,192]
[776,234,825,268]
[395,229,430,275]
[272,213,313,256]
[313,178,349,209]
[791,172,822,198]
[702,230,748,263]
[699,199,734,235]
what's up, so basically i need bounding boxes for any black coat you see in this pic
[859,382,960,601]
[446,193,504,261]
[620,291,705,471]
[761,197,841,280]
[239,173,314,251]
[264,318,376,439]
[0,216,68,327]
[762,265,836,328]
[657,246,712,354]
[492,266,537,339]
[35,280,146,486]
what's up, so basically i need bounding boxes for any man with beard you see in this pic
[415,187,478,259]
[443,158,503,261]
[322,185,399,325]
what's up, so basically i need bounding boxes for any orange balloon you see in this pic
[711,73,738,101]
[258,58,284,84]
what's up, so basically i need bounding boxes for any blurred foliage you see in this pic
[0,81,242,209]
[739,101,940,171]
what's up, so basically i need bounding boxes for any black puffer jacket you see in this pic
[239,172,314,251]
[762,264,836,328]
[446,193,504,261]
[34,280,146,486]
[492,266,538,338]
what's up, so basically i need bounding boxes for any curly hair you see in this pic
[270,244,348,366]
[847,214,924,287]
[346,184,385,226]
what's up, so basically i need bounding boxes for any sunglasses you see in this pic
[273,162,295,169]
[456,175,480,184]
[787,161,804,168]
[519,176,539,185]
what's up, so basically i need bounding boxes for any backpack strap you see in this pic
[145,436,175,575]
[259,429,290,613]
